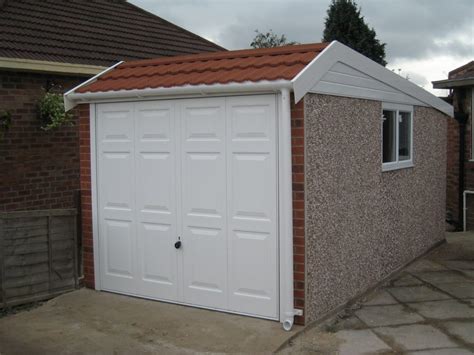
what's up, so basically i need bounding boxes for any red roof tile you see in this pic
[76,43,328,93]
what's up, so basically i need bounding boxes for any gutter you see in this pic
[64,61,123,111]
[65,80,293,110]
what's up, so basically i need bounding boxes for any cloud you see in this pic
[130,0,473,93]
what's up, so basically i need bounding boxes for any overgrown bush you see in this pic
[38,91,73,131]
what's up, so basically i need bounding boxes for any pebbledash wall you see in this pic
[303,94,446,322]
[0,70,83,212]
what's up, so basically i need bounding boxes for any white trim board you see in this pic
[292,41,453,117]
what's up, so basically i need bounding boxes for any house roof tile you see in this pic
[76,43,328,93]
[0,0,224,67]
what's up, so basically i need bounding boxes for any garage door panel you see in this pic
[134,101,179,299]
[231,153,274,223]
[182,225,227,308]
[226,95,278,319]
[136,152,174,220]
[138,222,178,300]
[183,152,225,229]
[228,229,277,317]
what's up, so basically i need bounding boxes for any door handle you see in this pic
[174,241,182,249]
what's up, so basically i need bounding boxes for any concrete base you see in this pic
[0,289,300,354]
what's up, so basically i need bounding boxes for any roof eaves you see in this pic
[432,77,474,89]
[65,79,292,110]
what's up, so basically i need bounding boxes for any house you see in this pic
[0,0,222,213]
[64,41,452,330]
[433,61,474,230]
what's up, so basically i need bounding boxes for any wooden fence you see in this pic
[0,209,78,308]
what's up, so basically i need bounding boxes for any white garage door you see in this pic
[95,95,279,319]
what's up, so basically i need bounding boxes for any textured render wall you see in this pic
[304,94,447,323]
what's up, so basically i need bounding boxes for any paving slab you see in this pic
[408,300,474,320]
[355,305,424,327]
[363,290,399,306]
[443,321,474,344]
[407,260,448,272]
[0,289,298,354]
[374,324,457,351]
[322,315,367,332]
[413,271,472,284]
[461,270,474,279]
[435,283,474,299]
[335,329,392,355]
[441,260,474,271]
[406,348,473,355]
[387,286,451,303]
[392,274,424,287]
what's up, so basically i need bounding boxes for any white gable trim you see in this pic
[292,41,453,117]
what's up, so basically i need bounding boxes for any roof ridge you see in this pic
[104,58,313,80]
[120,43,329,69]
[449,60,474,77]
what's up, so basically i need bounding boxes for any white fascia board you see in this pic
[293,41,454,117]
[64,61,123,111]
[65,80,293,107]
[292,41,339,103]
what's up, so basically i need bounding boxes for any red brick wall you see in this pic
[78,104,95,288]
[446,116,460,223]
[79,96,308,324]
[0,70,84,212]
[446,88,473,229]
[291,96,305,325]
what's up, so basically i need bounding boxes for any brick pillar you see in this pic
[78,104,94,288]
[291,95,305,325]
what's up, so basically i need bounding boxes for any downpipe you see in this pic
[279,88,297,331]
[463,190,474,231]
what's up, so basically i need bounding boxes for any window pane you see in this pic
[399,111,411,161]
[382,110,396,163]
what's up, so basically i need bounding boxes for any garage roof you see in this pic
[75,43,328,93]
[65,41,453,117]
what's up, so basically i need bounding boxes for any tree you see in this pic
[250,29,298,48]
[323,0,387,66]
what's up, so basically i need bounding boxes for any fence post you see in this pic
[0,217,6,307]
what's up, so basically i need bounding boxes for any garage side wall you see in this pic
[304,93,446,323]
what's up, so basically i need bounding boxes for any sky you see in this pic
[130,0,473,95]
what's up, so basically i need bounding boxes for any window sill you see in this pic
[382,161,414,172]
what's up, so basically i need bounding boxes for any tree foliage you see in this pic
[323,0,387,66]
[250,29,298,48]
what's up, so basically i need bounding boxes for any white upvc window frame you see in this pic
[381,103,414,172]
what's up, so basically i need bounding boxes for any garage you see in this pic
[65,41,452,330]
[96,96,278,319]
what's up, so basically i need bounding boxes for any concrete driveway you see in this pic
[280,232,474,354]
[0,289,299,354]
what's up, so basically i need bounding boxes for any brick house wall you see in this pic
[0,70,85,212]
[79,95,308,324]
[445,86,473,229]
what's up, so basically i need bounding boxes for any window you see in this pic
[382,104,413,171]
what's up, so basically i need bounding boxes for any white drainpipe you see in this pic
[279,88,296,331]
[463,190,474,231]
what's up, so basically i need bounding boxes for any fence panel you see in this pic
[0,209,78,308]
